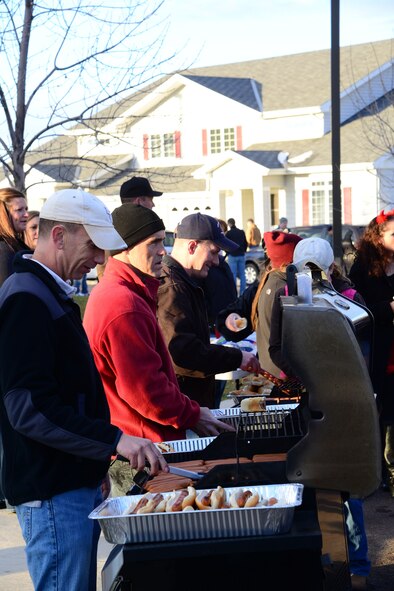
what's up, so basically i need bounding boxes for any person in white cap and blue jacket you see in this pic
[0,189,168,591]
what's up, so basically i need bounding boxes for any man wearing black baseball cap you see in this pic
[157,213,261,408]
[120,176,162,209]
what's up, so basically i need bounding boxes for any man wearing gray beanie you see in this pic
[83,204,234,495]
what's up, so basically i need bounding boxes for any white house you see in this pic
[18,38,394,232]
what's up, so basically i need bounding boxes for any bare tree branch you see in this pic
[0,0,182,192]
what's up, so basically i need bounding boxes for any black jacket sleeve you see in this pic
[216,281,258,341]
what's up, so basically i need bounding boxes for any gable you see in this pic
[184,75,262,111]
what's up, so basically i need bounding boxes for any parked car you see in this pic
[164,230,175,254]
[244,249,267,285]
[291,224,365,274]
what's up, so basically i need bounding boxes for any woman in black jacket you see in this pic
[349,209,394,496]
[0,187,29,509]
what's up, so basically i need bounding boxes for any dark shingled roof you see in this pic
[235,150,284,169]
[184,75,262,111]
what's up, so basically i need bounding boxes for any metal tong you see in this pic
[258,368,305,396]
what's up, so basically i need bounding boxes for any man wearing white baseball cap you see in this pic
[39,188,127,252]
[292,235,335,278]
[0,188,168,591]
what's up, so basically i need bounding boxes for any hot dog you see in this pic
[129,493,150,514]
[195,489,214,510]
[229,488,259,508]
[240,396,267,413]
[156,442,175,453]
[137,493,166,514]
[166,486,197,512]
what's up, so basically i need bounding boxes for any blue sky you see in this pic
[164,0,394,68]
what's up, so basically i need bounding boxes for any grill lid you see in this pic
[281,299,381,497]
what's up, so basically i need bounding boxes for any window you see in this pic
[311,181,333,224]
[209,127,235,154]
[163,133,175,157]
[224,128,235,150]
[151,134,161,159]
[210,129,221,153]
[202,127,241,156]
[144,132,181,159]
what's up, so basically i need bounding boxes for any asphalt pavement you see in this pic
[0,487,393,590]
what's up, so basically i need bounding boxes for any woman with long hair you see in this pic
[24,210,40,250]
[0,187,29,286]
[349,209,394,496]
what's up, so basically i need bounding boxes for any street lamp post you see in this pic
[331,0,342,266]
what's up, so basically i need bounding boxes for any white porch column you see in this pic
[252,180,268,232]
[225,188,243,226]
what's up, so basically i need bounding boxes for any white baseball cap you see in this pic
[293,237,334,275]
[40,189,127,251]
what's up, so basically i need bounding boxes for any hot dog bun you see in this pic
[166,489,189,512]
[165,487,196,512]
[182,486,197,509]
[129,493,151,514]
[210,486,226,509]
[240,396,267,412]
[244,491,259,507]
[137,493,165,514]
[229,488,259,508]
[195,489,214,510]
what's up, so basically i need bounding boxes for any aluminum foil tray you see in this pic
[89,483,304,544]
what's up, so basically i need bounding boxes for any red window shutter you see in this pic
[302,189,309,225]
[236,126,242,150]
[202,129,208,156]
[143,134,149,160]
[175,131,181,158]
[343,187,352,223]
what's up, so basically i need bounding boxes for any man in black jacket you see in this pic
[0,189,167,591]
[157,213,261,408]
[226,217,248,294]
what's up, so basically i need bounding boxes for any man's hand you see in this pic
[116,434,169,476]
[239,351,261,374]
[193,407,235,437]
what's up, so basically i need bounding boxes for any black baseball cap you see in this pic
[120,176,163,200]
[175,213,238,252]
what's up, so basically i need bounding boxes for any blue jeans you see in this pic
[16,487,103,591]
[74,274,88,295]
[227,255,246,294]
[344,498,371,577]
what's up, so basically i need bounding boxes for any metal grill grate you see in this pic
[236,406,305,440]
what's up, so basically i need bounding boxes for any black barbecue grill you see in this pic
[100,293,381,591]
